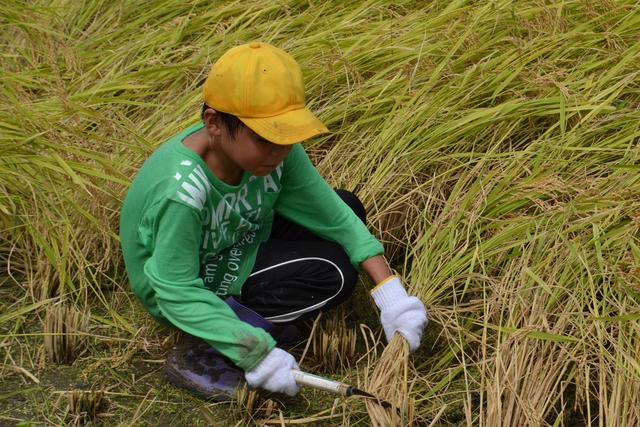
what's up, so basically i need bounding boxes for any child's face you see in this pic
[220,125,293,177]
[203,109,293,177]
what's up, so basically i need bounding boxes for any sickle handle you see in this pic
[291,370,350,396]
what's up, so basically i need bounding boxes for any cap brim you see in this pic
[238,107,329,145]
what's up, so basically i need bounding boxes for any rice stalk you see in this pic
[364,333,415,427]
[44,303,90,364]
[55,389,108,426]
[304,309,359,373]
[231,384,280,425]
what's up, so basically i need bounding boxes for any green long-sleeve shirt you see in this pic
[119,123,384,370]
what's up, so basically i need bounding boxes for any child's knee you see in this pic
[328,259,358,307]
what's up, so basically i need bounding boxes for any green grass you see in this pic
[2,0,639,425]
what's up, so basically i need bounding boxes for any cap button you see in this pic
[249,42,261,49]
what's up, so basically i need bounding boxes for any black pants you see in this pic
[239,189,366,324]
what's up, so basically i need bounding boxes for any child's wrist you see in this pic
[371,276,408,311]
[370,275,398,293]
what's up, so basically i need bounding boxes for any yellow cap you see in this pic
[203,42,329,145]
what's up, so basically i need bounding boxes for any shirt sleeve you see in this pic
[274,144,384,269]
[141,199,276,371]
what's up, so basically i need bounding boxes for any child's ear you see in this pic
[203,108,223,136]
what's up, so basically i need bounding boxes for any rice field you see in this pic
[2,0,640,425]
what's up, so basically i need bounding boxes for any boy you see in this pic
[119,42,427,400]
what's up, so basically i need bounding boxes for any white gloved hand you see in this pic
[245,348,300,396]
[371,276,428,352]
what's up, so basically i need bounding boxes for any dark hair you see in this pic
[201,103,245,138]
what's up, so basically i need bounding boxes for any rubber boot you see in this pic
[165,333,243,401]
[164,296,302,400]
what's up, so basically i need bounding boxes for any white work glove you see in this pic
[245,348,300,396]
[371,276,428,352]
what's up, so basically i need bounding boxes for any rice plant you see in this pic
[44,303,90,364]
[55,389,108,426]
[364,333,415,427]
[2,0,639,425]
[232,384,281,425]
[301,309,359,373]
